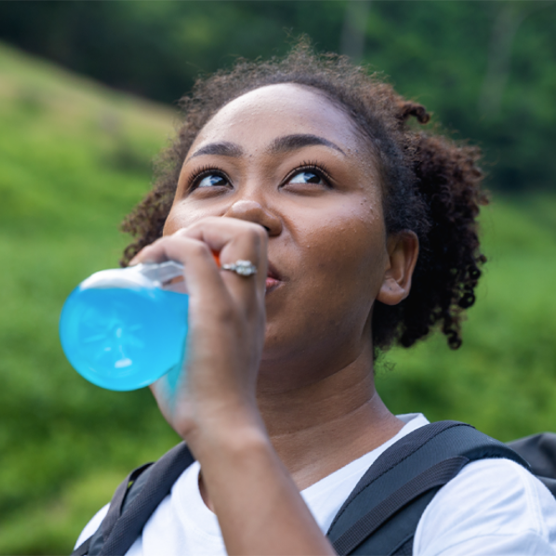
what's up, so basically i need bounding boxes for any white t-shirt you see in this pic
[76,414,556,555]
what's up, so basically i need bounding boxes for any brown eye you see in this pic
[197,173,229,188]
[289,171,322,185]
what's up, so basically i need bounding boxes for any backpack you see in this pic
[71,421,556,556]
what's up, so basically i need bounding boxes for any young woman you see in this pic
[76,45,556,555]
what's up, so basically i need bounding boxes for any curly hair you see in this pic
[120,41,488,353]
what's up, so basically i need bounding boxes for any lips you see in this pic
[265,261,282,292]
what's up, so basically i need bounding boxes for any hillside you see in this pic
[1,42,556,554]
[0,42,180,554]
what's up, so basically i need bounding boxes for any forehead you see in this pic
[189,83,364,156]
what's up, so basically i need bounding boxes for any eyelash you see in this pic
[186,165,230,191]
[284,160,333,187]
[186,160,333,192]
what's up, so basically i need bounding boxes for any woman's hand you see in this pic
[130,216,268,446]
[131,216,334,556]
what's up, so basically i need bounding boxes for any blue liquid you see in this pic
[59,286,189,391]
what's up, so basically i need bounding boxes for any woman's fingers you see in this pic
[132,217,268,314]
[178,217,268,310]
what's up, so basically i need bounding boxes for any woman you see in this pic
[76,44,556,555]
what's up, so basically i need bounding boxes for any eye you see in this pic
[288,170,325,185]
[196,173,229,188]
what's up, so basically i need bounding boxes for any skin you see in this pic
[130,83,419,555]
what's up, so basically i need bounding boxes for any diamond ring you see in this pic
[221,259,257,277]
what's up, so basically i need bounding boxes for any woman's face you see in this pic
[164,84,399,384]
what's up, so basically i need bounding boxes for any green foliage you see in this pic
[1,1,555,192]
[1,40,556,555]
[0,43,180,555]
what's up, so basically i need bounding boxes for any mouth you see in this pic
[265,261,283,293]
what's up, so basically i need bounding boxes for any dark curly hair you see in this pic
[120,42,488,353]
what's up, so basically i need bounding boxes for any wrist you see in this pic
[184,401,269,461]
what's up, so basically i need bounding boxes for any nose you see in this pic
[223,199,282,236]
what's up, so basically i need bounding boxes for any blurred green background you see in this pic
[0,2,555,554]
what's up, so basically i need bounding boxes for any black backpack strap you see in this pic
[72,441,194,556]
[71,536,92,556]
[327,421,529,556]
[74,422,533,556]
[71,462,153,556]
[507,432,556,497]
[99,441,194,555]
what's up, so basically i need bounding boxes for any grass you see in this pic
[1,41,556,554]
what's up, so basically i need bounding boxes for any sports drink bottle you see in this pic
[59,261,188,391]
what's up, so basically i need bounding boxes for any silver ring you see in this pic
[221,259,257,277]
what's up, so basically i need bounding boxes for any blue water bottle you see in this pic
[59,261,189,391]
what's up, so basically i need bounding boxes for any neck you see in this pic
[256,346,404,491]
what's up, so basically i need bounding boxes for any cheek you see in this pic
[268,213,387,354]
[162,213,178,236]
[163,202,222,236]
[300,211,388,305]
[313,207,385,268]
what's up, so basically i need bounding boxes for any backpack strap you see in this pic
[72,441,194,556]
[71,536,92,556]
[73,421,529,556]
[71,462,153,556]
[326,421,529,556]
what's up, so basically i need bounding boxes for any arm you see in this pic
[132,217,335,556]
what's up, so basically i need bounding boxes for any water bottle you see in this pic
[59,261,189,391]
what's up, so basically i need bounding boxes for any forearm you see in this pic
[190,411,336,556]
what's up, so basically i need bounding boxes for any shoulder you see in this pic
[414,458,556,556]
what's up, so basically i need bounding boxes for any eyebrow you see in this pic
[187,133,346,163]
[187,141,243,161]
[268,134,346,156]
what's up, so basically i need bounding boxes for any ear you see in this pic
[376,231,419,306]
